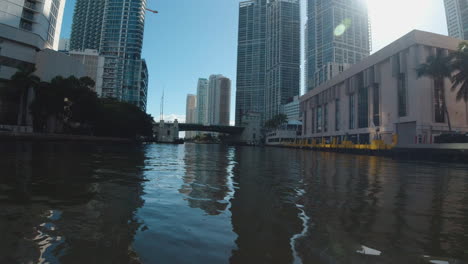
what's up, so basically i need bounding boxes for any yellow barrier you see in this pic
[277,138,394,151]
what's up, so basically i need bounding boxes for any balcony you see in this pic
[21,10,35,22]
[23,1,39,12]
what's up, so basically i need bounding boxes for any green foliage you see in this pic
[29,75,153,138]
[264,114,288,129]
[451,42,468,102]
[94,99,153,138]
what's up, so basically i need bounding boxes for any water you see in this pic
[1,142,468,264]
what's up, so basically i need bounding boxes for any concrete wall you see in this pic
[35,49,86,82]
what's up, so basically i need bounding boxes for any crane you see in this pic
[145,8,159,14]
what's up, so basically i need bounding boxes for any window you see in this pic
[317,106,322,132]
[335,99,340,131]
[349,94,355,129]
[323,104,328,132]
[398,73,407,117]
[373,84,380,126]
[357,73,369,128]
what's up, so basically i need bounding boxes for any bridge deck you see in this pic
[179,123,244,134]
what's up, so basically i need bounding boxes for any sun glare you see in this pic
[367,0,440,52]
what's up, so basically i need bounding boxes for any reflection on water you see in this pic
[1,142,468,263]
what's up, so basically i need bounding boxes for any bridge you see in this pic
[179,123,244,134]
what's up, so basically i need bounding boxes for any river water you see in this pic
[1,142,468,264]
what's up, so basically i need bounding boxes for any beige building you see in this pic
[68,49,105,96]
[185,94,197,139]
[300,30,468,146]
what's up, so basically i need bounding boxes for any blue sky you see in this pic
[60,0,447,123]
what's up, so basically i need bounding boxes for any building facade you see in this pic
[306,0,371,91]
[59,38,70,51]
[281,95,300,121]
[68,49,105,96]
[0,0,66,80]
[265,0,300,120]
[444,0,468,40]
[235,0,267,125]
[196,78,209,125]
[69,0,105,51]
[208,74,231,126]
[185,94,197,139]
[300,31,468,146]
[69,0,149,110]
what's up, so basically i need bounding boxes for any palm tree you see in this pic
[416,51,453,132]
[7,67,40,126]
[450,42,468,103]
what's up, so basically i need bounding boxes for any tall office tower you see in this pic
[59,38,70,51]
[235,0,268,126]
[0,0,66,80]
[185,94,197,138]
[306,0,371,91]
[265,0,300,120]
[69,0,105,51]
[196,78,209,125]
[444,0,468,40]
[69,0,148,110]
[208,75,231,126]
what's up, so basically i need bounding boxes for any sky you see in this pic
[60,0,448,123]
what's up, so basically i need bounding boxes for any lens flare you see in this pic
[334,18,352,36]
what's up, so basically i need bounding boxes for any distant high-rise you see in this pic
[208,75,231,126]
[265,0,300,120]
[306,0,371,90]
[444,0,468,40]
[185,94,197,138]
[69,0,148,110]
[235,0,268,126]
[196,78,209,125]
[59,38,71,51]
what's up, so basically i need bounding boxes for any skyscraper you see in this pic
[185,94,197,138]
[235,0,267,126]
[306,0,371,91]
[69,0,148,110]
[196,78,209,125]
[265,0,300,120]
[70,0,105,51]
[208,75,231,126]
[444,0,468,40]
[236,0,301,124]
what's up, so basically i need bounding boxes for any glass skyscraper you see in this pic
[235,0,267,126]
[306,0,371,91]
[236,0,300,124]
[265,0,300,120]
[69,0,148,111]
[444,0,468,40]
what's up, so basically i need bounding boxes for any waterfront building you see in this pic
[281,96,300,121]
[69,0,149,110]
[185,94,197,139]
[0,0,66,80]
[196,78,209,125]
[235,0,268,125]
[300,30,468,146]
[265,0,300,120]
[68,49,105,96]
[59,38,70,51]
[208,74,231,126]
[444,0,468,40]
[306,0,371,91]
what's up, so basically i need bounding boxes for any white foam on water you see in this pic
[290,187,310,264]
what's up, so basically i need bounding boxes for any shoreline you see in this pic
[0,132,133,143]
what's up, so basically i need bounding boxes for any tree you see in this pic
[7,67,40,126]
[264,114,288,129]
[450,42,468,103]
[416,51,453,131]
